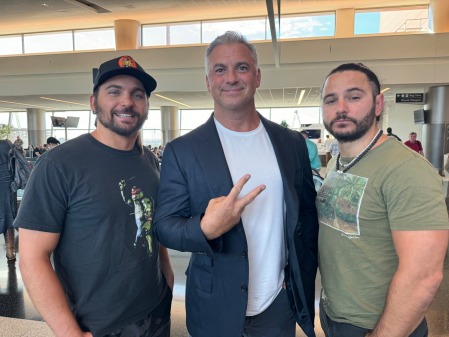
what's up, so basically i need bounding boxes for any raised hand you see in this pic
[200,174,266,240]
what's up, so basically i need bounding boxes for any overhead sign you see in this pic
[395,93,424,103]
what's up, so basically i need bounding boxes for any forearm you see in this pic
[20,257,88,337]
[159,245,174,290]
[367,269,442,337]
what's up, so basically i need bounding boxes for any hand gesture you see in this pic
[200,174,265,240]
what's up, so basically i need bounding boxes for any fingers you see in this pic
[227,174,266,207]
[237,184,266,208]
[227,174,251,201]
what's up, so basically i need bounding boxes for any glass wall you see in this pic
[74,28,115,51]
[355,7,428,35]
[0,6,431,57]
[24,31,74,54]
[0,35,22,55]
[279,13,335,38]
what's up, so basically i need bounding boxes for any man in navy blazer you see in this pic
[154,31,318,337]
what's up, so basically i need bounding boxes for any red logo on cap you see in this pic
[118,56,137,69]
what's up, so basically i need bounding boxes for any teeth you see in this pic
[117,114,133,117]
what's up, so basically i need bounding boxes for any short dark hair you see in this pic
[321,63,381,99]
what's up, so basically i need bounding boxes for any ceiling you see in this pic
[0,0,435,112]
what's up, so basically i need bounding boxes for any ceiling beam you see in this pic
[266,0,280,68]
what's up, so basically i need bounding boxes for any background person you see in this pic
[154,31,318,337]
[317,62,449,337]
[386,127,401,141]
[404,131,424,155]
[15,55,173,337]
[300,130,321,171]
[46,136,60,150]
[0,138,17,261]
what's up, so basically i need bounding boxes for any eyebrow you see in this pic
[213,61,249,69]
[322,87,366,101]
[104,84,145,93]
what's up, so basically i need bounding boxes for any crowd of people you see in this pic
[11,136,61,158]
[1,31,447,337]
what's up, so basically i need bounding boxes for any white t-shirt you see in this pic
[215,118,285,316]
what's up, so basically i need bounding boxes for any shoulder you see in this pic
[378,140,432,173]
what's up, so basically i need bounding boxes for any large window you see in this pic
[142,12,336,47]
[74,28,115,51]
[170,23,201,45]
[142,109,162,147]
[202,18,267,43]
[180,109,212,134]
[279,13,335,39]
[142,26,167,46]
[269,107,321,129]
[355,7,428,35]
[0,35,22,55]
[46,111,93,143]
[24,31,73,54]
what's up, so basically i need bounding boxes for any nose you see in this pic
[225,69,238,84]
[120,92,135,108]
[336,98,347,113]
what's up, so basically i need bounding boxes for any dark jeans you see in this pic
[319,298,428,337]
[242,288,296,337]
[104,288,172,337]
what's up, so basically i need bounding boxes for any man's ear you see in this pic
[90,95,96,114]
[206,75,211,93]
[375,93,384,118]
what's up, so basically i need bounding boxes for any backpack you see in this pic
[7,140,32,193]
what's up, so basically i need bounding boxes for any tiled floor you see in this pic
[0,232,448,337]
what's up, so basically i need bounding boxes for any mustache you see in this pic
[112,107,137,116]
[330,113,358,127]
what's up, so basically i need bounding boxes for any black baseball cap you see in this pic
[47,136,60,145]
[92,55,157,95]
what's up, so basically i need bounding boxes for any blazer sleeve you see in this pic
[153,142,219,256]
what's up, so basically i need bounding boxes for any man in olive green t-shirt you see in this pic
[316,63,449,337]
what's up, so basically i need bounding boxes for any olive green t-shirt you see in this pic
[316,138,449,329]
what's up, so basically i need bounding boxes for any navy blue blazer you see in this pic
[154,114,318,337]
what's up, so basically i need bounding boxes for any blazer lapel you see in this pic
[261,116,300,229]
[194,115,235,197]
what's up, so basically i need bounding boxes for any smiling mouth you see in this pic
[116,113,134,117]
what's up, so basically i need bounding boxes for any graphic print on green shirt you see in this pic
[316,171,367,236]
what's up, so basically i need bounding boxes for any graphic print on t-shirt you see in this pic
[119,178,155,255]
[316,171,368,235]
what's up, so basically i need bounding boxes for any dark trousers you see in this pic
[189,289,296,337]
[319,298,428,337]
[242,288,296,337]
[104,288,172,337]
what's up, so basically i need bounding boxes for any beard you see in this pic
[324,104,376,143]
[94,101,147,137]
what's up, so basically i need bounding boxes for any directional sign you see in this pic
[395,93,424,103]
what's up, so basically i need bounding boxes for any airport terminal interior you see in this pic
[1,0,449,336]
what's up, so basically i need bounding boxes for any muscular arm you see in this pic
[367,229,449,337]
[19,228,92,337]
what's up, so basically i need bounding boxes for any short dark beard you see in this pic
[324,104,376,143]
[94,101,147,137]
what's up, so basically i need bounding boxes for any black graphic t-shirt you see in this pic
[15,134,167,336]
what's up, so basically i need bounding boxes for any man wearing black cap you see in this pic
[46,136,60,150]
[15,55,173,337]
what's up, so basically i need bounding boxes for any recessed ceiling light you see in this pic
[41,3,53,8]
